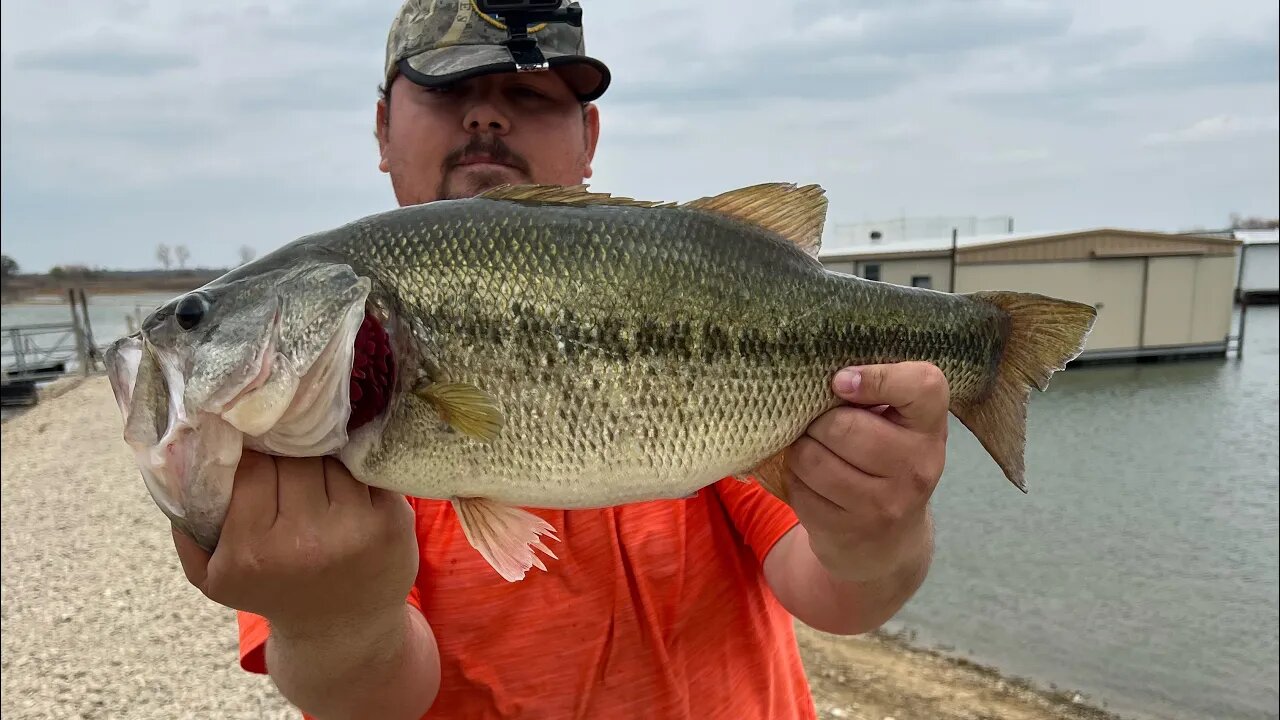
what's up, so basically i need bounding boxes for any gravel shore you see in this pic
[1,376,294,719]
[1,376,1120,719]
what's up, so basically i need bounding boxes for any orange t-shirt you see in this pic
[237,477,816,719]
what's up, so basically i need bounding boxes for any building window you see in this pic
[911,275,932,289]
[862,263,881,281]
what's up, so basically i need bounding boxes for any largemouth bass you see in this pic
[104,183,1097,582]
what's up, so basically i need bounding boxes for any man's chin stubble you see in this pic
[438,168,528,200]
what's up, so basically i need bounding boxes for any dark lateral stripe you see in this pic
[417,302,1001,373]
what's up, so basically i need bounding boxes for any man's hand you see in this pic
[763,362,949,635]
[172,451,419,632]
[788,362,948,582]
[171,451,439,720]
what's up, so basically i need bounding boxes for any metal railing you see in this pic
[1,288,105,382]
[2,323,84,379]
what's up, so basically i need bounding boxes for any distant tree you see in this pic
[1229,212,1280,230]
[239,245,256,265]
[175,244,190,269]
[156,243,172,270]
[49,266,66,279]
[1,254,17,278]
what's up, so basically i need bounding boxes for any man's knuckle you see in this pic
[298,530,328,562]
[917,363,949,395]
[871,493,901,531]
[236,545,268,575]
[868,366,890,397]
[199,573,224,601]
[907,464,936,495]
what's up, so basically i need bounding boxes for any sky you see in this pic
[1,0,1277,273]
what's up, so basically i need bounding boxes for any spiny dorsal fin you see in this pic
[475,183,677,209]
[681,183,828,257]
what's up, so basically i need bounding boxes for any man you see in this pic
[171,2,951,718]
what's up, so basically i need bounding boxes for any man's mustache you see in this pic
[443,136,530,174]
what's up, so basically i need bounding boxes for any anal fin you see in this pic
[451,497,560,582]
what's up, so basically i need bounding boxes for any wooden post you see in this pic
[949,228,958,293]
[68,288,88,376]
[1234,244,1247,359]
[1237,299,1248,358]
[9,327,25,374]
[76,288,98,371]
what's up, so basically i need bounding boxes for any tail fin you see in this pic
[952,291,1098,492]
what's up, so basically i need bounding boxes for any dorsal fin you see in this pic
[475,181,829,257]
[681,182,827,257]
[474,183,677,209]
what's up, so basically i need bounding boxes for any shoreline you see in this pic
[796,623,1126,720]
[2,278,219,305]
[0,376,1126,719]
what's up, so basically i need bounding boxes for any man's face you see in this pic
[375,69,601,205]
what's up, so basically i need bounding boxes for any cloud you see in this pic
[984,147,1055,165]
[607,0,1075,108]
[0,0,1277,274]
[12,44,196,78]
[1143,114,1280,145]
[956,28,1278,119]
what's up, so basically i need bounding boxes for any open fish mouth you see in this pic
[103,278,384,551]
[106,334,243,549]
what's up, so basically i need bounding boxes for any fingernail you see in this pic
[834,368,861,395]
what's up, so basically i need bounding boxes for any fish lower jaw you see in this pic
[134,442,190,523]
[130,412,243,551]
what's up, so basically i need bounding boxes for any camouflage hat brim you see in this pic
[396,44,611,102]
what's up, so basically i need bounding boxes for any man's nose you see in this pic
[462,102,510,135]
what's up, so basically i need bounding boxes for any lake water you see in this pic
[2,293,1277,718]
[0,291,177,362]
[887,303,1279,720]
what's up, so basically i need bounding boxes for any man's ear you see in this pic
[376,97,391,174]
[581,102,601,179]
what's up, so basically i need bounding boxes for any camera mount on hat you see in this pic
[474,0,584,71]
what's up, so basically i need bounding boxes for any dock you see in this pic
[1,288,108,409]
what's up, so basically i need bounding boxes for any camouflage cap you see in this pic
[384,0,611,102]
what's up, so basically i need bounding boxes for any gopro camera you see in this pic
[474,0,584,71]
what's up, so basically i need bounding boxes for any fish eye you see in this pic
[174,293,209,331]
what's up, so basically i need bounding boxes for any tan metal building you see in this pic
[819,228,1243,362]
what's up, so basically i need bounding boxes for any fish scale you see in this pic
[105,182,1097,582]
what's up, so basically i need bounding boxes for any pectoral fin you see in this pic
[452,497,560,582]
[415,381,504,441]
